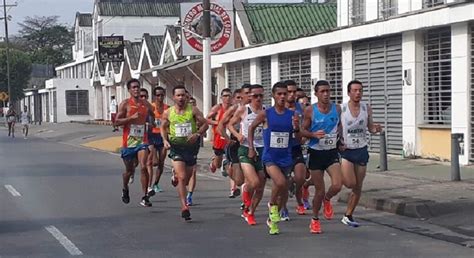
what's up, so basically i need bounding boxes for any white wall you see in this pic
[48,79,94,123]
[450,22,471,165]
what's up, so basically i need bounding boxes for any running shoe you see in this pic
[341,215,360,227]
[241,209,250,219]
[303,199,312,210]
[280,207,290,222]
[228,188,241,198]
[186,195,193,206]
[267,218,280,235]
[245,213,256,226]
[171,171,178,187]
[147,187,155,197]
[152,183,163,193]
[128,175,134,185]
[323,199,334,220]
[182,208,192,221]
[296,204,306,215]
[269,204,280,223]
[121,188,130,204]
[140,196,152,207]
[240,202,245,210]
[309,218,322,234]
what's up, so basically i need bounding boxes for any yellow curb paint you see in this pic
[82,136,122,153]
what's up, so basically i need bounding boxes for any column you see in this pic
[310,47,326,104]
[451,22,470,165]
[270,55,280,105]
[341,42,353,103]
[402,30,424,158]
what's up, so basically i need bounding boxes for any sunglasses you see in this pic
[155,94,164,97]
[140,95,148,98]
[251,94,264,99]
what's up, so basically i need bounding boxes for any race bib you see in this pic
[318,133,337,150]
[347,133,367,149]
[175,122,192,137]
[130,124,145,138]
[270,132,289,148]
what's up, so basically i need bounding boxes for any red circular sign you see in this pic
[183,3,232,53]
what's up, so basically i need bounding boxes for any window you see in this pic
[260,56,272,106]
[350,0,365,25]
[279,51,312,96]
[325,47,343,104]
[423,0,445,8]
[227,61,250,92]
[423,27,451,124]
[378,0,397,19]
[66,90,89,115]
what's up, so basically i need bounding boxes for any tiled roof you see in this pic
[143,34,164,66]
[76,13,92,27]
[97,0,187,17]
[125,41,142,70]
[243,3,337,44]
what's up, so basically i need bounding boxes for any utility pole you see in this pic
[202,0,211,139]
[1,0,16,106]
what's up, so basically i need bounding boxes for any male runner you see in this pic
[301,80,343,234]
[228,84,266,226]
[6,104,16,138]
[296,88,306,99]
[218,85,250,198]
[340,80,382,227]
[20,106,31,139]
[147,86,169,194]
[248,82,300,235]
[115,79,155,207]
[207,88,232,173]
[161,85,208,221]
[285,80,308,217]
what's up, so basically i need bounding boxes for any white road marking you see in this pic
[45,225,83,256]
[4,185,21,197]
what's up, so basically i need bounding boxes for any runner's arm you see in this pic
[114,100,133,126]
[217,105,236,141]
[300,105,314,139]
[227,106,244,141]
[160,109,170,142]
[367,105,382,134]
[193,107,209,137]
[206,104,220,126]
[336,104,344,144]
[248,110,266,151]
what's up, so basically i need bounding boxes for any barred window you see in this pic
[227,61,250,92]
[378,0,397,19]
[423,0,445,8]
[66,90,89,115]
[260,56,272,106]
[349,0,365,25]
[279,51,312,96]
[423,27,451,124]
[325,47,343,104]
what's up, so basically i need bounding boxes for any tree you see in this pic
[17,16,74,67]
[0,48,32,101]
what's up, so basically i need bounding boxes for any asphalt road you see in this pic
[1,133,473,257]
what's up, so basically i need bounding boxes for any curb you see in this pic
[71,120,113,126]
[337,191,469,219]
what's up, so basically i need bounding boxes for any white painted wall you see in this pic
[365,0,379,22]
[47,79,94,123]
[341,42,353,104]
[401,30,424,158]
[450,22,471,165]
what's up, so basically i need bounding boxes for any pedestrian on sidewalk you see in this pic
[110,96,118,132]
[340,80,382,227]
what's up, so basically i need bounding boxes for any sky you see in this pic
[1,0,306,36]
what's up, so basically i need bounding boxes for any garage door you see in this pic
[353,35,403,154]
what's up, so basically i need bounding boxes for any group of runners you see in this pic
[4,104,31,139]
[115,77,382,235]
